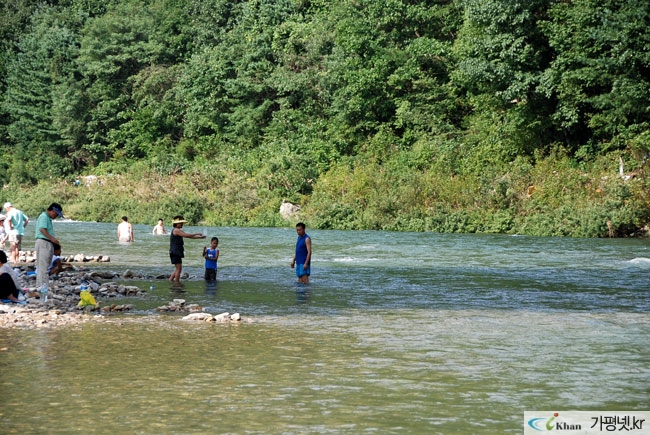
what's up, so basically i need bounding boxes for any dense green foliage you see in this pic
[1,0,649,237]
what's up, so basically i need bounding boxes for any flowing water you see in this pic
[1,222,649,434]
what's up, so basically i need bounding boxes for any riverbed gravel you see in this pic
[1,264,241,329]
[0,265,149,329]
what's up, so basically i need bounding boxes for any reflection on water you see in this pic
[1,224,650,434]
[295,286,312,305]
[205,280,218,296]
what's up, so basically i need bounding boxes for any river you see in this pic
[1,222,649,433]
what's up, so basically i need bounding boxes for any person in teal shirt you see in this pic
[35,203,65,288]
[3,202,29,265]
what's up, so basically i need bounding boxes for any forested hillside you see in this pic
[1,0,649,237]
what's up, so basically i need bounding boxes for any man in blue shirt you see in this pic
[291,222,312,284]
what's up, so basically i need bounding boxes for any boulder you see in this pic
[280,200,301,219]
[182,312,213,321]
[124,286,140,295]
[214,312,230,322]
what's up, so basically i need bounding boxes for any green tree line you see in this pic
[1,0,649,236]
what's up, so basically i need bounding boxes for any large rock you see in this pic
[280,200,300,220]
[182,312,213,322]
[214,312,230,322]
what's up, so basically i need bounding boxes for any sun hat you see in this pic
[3,202,11,210]
[172,217,187,225]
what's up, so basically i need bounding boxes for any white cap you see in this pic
[0,213,5,220]
[3,202,11,210]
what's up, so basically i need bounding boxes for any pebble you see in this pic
[0,304,92,329]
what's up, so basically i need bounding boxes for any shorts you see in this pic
[170,253,183,265]
[295,264,310,278]
[204,268,217,281]
[9,234,22,249]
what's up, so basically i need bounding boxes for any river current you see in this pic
[1,222,648,433]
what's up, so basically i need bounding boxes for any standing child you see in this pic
[203,237,219,281]
[169,215,206,286]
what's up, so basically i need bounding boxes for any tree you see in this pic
[540,0,650,152]
[3,7,83,181]
[78,1,167,162]
[326,0,461,156]
[451,0,554,164]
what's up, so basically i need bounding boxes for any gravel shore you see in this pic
[1,265,242,329]
[0,303,97,329]
[0,265,148,329]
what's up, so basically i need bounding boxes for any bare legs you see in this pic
[169,263,183,286]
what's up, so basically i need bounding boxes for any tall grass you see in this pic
[1,150,648,237]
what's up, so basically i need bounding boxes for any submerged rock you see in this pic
[100,304,134,313]
[157,299,202,312]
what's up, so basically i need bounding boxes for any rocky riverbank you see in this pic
[0,265,144,329]
[0,303,95,329]
[15,249,111,265]
[0,265,241,329]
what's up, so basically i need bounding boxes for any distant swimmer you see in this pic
[152,218,167,235]
[117,216,134,242]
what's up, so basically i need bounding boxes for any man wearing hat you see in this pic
[3,202,29,265]
[34,203,65,288]
[169,215,205,286]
